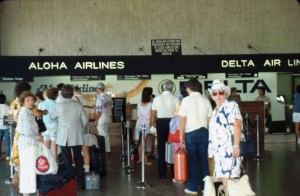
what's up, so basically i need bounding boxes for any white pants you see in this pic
[97,122,110,152]
[19,145,38,194]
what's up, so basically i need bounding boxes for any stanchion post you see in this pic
[123,121,134,175]
[117,116,125,161]
[253,115,263,161]
[136,124,151,189]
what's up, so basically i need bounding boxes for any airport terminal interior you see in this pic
[1,131,300,196]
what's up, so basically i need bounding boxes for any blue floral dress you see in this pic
[208,100,244,178]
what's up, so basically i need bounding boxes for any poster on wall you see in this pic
[151,39,182,55]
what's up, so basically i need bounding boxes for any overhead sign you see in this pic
[0,54,299,77]
[151,39,182,55]
[70,75,105,81]
[117,75,151,80]
[174,74,207,79]
[226,73,258,78]
[0,76,33,82]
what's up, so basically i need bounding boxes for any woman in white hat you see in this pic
[208,80,244,188]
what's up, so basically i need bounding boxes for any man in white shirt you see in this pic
[94,83,113,155]
[151,80,179,179]
[178,78,212,194]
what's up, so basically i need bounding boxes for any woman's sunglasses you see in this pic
[212,90,225,96]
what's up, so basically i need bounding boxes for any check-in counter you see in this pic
[239,101,265,144]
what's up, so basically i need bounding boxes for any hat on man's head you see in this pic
[208,79,231,96]
[96,82,105,90]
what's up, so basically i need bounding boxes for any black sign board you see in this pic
[0,77,33,82]
[0,54,300,77]
[112,98,126,123]
[151,39,182,55]
[3,116,16,126]
[70,75,105,81]
[174,74,207,79]
[117,75,151,80]
[226,73,258,78]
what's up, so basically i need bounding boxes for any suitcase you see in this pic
[174,147,188,182]
[145,133,156,156]
[90,134,105,152]
[38,178,76,196]
[165,142,175,164]
[85,171,100,190]
[90,148,107,177]
[37,163,77,194]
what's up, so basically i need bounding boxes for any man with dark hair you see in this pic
[55,83,65,103]
[0,94,10,160]
[50,84,89,190]
[151,79,179,179]
[178,78,212,194]
[255,86,272,133]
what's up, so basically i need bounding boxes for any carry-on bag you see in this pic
[38,178,77,196]
[174,147,188,182]
[145,133,156,156]
[37,163,76,195]
[85,171,100,190]
[165,142,175,164]
[90,148,107,177]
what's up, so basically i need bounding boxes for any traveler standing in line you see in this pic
[178,78,212,194]
[255,86,272,133]
[17,91,44,196]
[0,94,10,161]
[35,91,45,108]
[38,87,59,161]
[9,82,46,182]
[55,83,65,103]
[50,85,89,190]
[73,86,94,172]
[94,82,113,155]
[293,85,300,143]
[150,80,179,179]
[208,80,243,188]
[228,87,242,103]
[135,87,153,165]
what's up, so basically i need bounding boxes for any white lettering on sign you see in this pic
[288,59,300,66]
[221,60,255,68]
[263,59,281,66]
[74,61,125,69]
[28,62,67,70]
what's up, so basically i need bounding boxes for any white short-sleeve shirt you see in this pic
[178,92,212,132]
[151,91,179,118]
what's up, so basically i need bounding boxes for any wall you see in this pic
[1,0,300,55]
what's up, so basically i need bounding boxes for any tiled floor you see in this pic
[0,133,299,196]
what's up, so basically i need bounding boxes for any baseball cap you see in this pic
[96,82,105,90]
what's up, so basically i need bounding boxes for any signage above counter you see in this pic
[0,54,299,77]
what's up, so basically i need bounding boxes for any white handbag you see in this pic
[203,174,227,196]
[36,143,58,175]
[227,174,256,196]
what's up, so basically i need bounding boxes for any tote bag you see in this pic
[36,143,58,175]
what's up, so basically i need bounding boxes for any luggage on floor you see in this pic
[90,148,107,177]
[90,133,105,152]
[174,147,188,183]
[165,142,175,164]
[38,178,76,196]
[37,163,77,195]
[145,133,155,156]
[85,171,100,190]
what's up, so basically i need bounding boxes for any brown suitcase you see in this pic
[174,147,188,182]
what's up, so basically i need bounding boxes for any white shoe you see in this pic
[172,178,184,183]
[298,138,300,144]
[6,157,10,161]
[184,188,198,195]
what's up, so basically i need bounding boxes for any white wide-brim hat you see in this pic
[208,79,231,96]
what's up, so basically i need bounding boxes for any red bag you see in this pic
[174,147,188,182]
[168,129,180,143]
